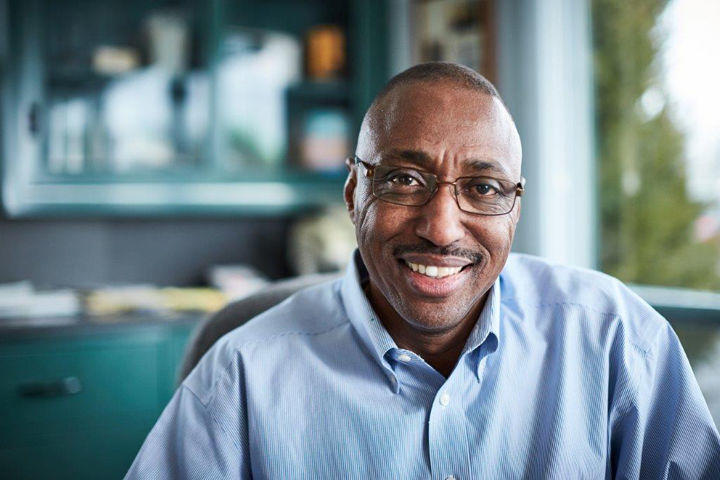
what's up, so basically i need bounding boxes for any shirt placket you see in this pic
[427,362,473,480]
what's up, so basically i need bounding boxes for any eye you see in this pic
[479,184,498,195]
[462,177,506,199]
[389,173,421,186]
[472,182,500,196]
[380,168,425,188]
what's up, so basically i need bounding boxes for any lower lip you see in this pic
[401,262,471,297]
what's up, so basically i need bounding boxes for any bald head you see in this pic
[356,62,521,178]
[375,62,500,102]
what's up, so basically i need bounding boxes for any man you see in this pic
[127,63,720,478]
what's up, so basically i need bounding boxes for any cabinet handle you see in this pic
[28,102,41,137]
[17,376,83,398]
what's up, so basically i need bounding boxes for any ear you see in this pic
[343,157,357,225]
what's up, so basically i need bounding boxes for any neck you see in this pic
[366,284,487,377]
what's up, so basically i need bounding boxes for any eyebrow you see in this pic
[382,149,511,177]
[381,149,434,169]
[465,159,510,177]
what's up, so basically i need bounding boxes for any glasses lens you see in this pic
[372,166,432,206]
[457,177,517,215]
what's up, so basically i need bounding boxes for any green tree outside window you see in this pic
[593,0,720,290]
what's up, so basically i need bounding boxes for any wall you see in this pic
[0,217,292,288]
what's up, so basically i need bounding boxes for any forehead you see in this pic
[366,81,521,177]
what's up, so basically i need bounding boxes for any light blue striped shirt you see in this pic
[126,252,720,479]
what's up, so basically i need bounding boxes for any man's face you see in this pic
[345,81,522,333]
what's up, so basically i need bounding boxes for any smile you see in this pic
[404,260,463,278]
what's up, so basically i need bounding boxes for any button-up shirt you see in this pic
[126,252,720,479]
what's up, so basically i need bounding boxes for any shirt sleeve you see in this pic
[609,320,720,479]
[124,383,250,480]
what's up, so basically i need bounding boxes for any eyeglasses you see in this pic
[353,156,525,216]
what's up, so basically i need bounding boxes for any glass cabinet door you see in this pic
[29,0,212,178]
[1,0,390,215]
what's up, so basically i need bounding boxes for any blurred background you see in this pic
[1,0,719,477]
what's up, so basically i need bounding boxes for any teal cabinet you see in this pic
[0,0,390,217]
[0,320,196,479]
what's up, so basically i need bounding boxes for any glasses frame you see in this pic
[352,156,525,216]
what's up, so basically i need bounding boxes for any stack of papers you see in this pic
[85,285,228,316]
[0,281,81,319]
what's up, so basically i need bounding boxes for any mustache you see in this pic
[393,242,484,264]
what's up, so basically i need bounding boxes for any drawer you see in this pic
[0,334,163,444]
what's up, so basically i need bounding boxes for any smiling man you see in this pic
[127,63,720,479]
[349,71,523,379]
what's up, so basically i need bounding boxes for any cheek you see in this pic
[355,193,383,249]
[356,199,410,251]
[471,216,517,258]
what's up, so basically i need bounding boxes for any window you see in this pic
[593,0,720,291]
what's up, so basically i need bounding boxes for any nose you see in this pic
[413,183,466,247]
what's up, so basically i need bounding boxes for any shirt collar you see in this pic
[340,249,501,383]
[463,273,501,381]
[340,250,398,374]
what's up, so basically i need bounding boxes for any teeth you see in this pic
[404,261,464,278]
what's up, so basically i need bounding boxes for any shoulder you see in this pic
[223,277,349,344]
[500,253,669,356]
[183,278,349,403]
[501,253,628,310]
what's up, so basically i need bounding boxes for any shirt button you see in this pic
[439,393,450,406]
[445,476,457,480]
[397,353,412,363]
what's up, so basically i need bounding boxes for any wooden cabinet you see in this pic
[0,320,196,479]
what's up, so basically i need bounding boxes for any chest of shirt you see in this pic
[240,332,609,479]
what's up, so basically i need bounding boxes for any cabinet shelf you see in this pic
[8,174,346,217]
